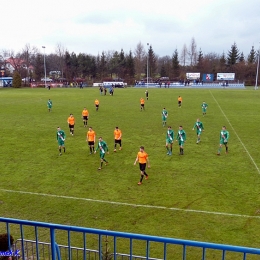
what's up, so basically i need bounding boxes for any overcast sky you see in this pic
[3,0,260,57]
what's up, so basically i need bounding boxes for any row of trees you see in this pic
[0,38,259,85]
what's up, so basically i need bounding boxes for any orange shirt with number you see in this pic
[140,98,145,104]
[95,99,99,105]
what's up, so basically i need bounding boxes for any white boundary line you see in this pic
[1,188,260,219]
[210,90,260,175]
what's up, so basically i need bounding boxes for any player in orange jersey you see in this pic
[113,126,122,152]
[67,114,75,136]
[82,107,89,127]
[178,96,182,108]
[134,146,150,185]
[140,98,145,111]
[86,127,96,154]
[95,99,99,111]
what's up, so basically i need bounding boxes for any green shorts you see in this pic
[162,117,167,121]
[100,153,106,159]
[178,141,185,146]
[220,140,228,145]
[58,140,65,146]
[196,130,202,135]
[166,139,173,144]
[202,108,207,112]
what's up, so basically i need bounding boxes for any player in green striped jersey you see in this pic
[166,126,174,155]
[176,126,186,155]
[217,126,229,155]
[94,137,109,170]
[192,118,204,144]
[162,108,168,127]
[57,127,66,156]
[47,99,52,112]
[201,101,208,116]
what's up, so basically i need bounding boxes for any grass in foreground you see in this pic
[0,87,260,254]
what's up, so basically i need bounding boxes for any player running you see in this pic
[94,137,109,170]
[114,126,122,152]
[192,118,204,144]
[145,90,149,100]
[67,114,75,136]
[82,107,89,127]
[57,127,66,156]
[162,108,168,127]
[47,99,52,112]
[201,101,208,116]
[166,126,174,155]
[86,127,96,154]
[134,146,150,185]
[217,126,229,155]
[176,126,186,155]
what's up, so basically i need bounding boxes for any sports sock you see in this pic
[103,159,107,163]
[89,147,92,153]
[100,162,103,167]
[218,147,222,153]
[170,146,172,152]
[59,148,61,153]
[226,146,228,152]
[63,147,65,153]
[144,171,148,176]
[140,175,144,182]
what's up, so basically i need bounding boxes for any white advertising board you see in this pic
[186,73,200,79]
[217,73,235,80]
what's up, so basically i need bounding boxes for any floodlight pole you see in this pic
[147,43,149,88]
[255,49,259,90]
[42,46,47,88]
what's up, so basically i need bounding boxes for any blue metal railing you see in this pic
[1,217,260,260]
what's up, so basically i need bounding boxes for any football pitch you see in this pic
[0,87,260,251]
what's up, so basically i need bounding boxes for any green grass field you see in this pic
[1,86,260,257]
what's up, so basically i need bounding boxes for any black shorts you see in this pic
[83,116,88,120]
[139,163,146,171]
[96,105,99,108]
[88,141,94,146]
[69,124,74,129]
[178,101,181,104]
[115,139,121,145]
[141,104,144,107]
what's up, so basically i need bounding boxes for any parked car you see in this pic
[41,78,53,82]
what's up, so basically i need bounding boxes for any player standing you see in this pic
[86,127,96,154]
[57,127,66,156]
[134,146,150,185]
[166,126,174,155]
[178,96,182,108]
[94,137,109,170]
[201,101,208,116]
[217,126,229,155]
[176,126,186,155]
[95,99,99,111]
[140,98,145,111]
[162,108,168,127]
[82,107,89,127]
[145,90,149,100]
[47,99,52,112]
[67,114,75,136]
[192,118,204,144]
[114,126,122,152]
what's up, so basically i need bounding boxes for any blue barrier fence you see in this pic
[1,217,260,260]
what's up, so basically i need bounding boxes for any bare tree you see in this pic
[134,42,146,80]
[55,43,66,79]
[180,44,188,66]
[21,43,38,84]
[188,37,197,66]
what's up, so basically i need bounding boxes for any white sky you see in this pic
[3,0,260,57]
